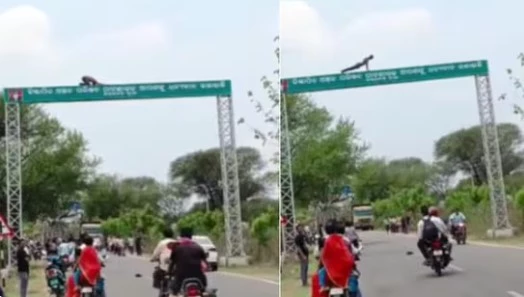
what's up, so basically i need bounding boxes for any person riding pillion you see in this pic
[150,227,177,295]
[150,228,176,272]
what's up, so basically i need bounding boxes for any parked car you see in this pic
[193,235,218,271]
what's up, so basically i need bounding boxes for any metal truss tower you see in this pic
[475,75,512,231]
[280,94,296,258]
[216,95,245,257]
[5,101,23,266]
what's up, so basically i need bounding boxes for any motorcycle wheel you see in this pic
[434,264,442,276]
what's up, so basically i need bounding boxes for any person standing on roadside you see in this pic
[17,239,30,297]
[135,231,143,256]
[294,224,309,287]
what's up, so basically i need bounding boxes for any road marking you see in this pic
[215,271,279,286]
[507,291,524,297]
[448,264,464,272]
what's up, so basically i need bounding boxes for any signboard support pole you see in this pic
[280,93,297,258]
[475,75,513,236]
[4,102,23,266]
[216,95,245,260]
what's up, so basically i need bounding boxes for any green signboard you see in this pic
[282,60,489,94]
[3,80,232,104]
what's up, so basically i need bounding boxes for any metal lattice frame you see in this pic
[280,94,296,257]
[475,75,511,230]
[5,102,22,266]
[216,95,245,257]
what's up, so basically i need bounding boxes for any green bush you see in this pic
[101,207,278,265]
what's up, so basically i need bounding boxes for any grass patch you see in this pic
[281,258,318,297]
[4,262,47,297]
[221,264,278,282]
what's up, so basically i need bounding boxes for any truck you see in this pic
[352,204,374,230]
[81,222,104,239]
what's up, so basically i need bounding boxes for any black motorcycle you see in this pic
[426,240,451,276]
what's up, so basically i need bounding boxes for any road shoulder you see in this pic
[4,263,47,297]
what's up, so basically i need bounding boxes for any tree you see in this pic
[351,158,390,202]
[502,54,524,119]
[288,94,367,206]
[242,198,278,223]
[426,161,455,199]
[83,174,122,220]
[82,175,165,220]
[157,185,184,221]
[386,157,432,191]
[0,101,99,220]
[434,123,524,185]
[351,157,434,203]
[168,147,266,210]
[118,176,164,211]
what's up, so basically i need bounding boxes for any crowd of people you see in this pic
[5,223,212,297]
[106,236,142,257]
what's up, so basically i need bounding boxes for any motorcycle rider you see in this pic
[168,226,208,295]
[150,227,176,296]
[417,206,451,265]
[319,220,355,291]
[448,208,466,237]
[70,235,105,297]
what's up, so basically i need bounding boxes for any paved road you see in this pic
[358,231,524,297]
[102,255,278,297]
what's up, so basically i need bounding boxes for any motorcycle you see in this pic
[453,223,467,245]
[426,240,450,276]
[45,263,65,297]
[180,278,217,297]
[152,266,172,297]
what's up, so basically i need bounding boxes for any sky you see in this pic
[0,0,278,183]
[280,0,524,163]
